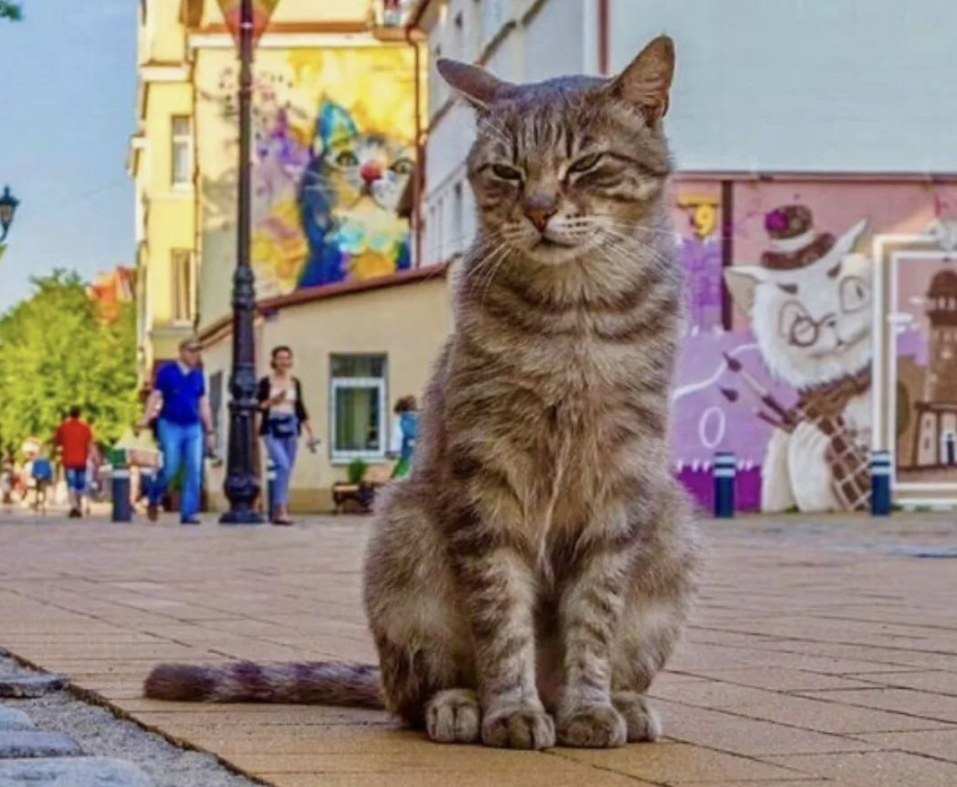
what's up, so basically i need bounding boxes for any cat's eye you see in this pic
[335,151,359,167]
[391,158,414,176]
[491,164,523,182]
[840,276,869,313]
[568,153,603,174]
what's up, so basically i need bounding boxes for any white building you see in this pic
[411,0,957,265]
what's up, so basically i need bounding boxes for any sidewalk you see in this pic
[0,512,956,786]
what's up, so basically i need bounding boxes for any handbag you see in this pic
[268,414,298,439]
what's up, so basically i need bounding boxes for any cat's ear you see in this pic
[608,35,675,125]
[834,218,867,257]
[315,98,358,156]
[723,266,768,316]
[436,59,512,111]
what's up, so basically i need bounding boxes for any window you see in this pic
[330,355,387,461]
[171,116,192,187]
[171,249,195,323]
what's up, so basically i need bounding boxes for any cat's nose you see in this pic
[524,204,557,233]
[360,163,382,184]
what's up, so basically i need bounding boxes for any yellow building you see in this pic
[134,0,446,512]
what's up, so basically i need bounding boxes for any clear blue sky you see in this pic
[0,0,135,313]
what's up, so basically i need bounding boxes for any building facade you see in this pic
[133,0,445,512]
[412,0,957,511]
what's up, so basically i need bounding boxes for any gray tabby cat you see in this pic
[144,36,701,751]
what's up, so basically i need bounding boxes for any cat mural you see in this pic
[724,205,873,512]
[297,99,414,288]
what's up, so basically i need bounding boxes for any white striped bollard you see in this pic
[714,452,736,519]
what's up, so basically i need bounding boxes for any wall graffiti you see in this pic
[208,47,418,298]
[669,180,957,513]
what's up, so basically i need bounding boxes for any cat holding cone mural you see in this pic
[724,205,873,512]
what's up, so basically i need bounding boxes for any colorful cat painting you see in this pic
[297,99,414,288]
[724,205,873,512]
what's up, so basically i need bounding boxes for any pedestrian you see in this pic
[0,454,14,513]
[257,346,316,525]
[388,395,419,480]
[53,406,94,519]
[137,337,215,525]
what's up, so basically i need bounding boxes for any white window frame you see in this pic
[170,115,192,188]
[329,359,388,463]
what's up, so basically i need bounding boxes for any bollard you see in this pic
[266,459,277,522]
[713,451,736,519]
[870,450,892,517]
[111,449,132,523]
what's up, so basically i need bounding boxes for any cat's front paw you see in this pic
[556,704,627,748]
[613,692,662,742]
[426,689,481,744]
[482,705,556,750]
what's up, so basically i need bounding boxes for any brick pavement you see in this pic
[0,512,956,786]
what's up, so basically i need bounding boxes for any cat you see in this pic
[143,37,701,752]
[297,98,414,288]
[725,216,873,512]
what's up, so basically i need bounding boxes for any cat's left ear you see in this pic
[436,59,513,112]
[608,35,675,125]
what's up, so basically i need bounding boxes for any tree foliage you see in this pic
[0,2,22,22]
[0,270,139,454]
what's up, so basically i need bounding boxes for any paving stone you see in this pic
[0,730,84,759]
[0,757,153,786]
[0,706,35,730]
[0,674,68,698]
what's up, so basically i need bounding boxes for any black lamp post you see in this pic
[218,0,278,524]
[0,185,19,243]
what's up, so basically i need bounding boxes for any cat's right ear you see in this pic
[436,59,512,112]
[723,266,767,316]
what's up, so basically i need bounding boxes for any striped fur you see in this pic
[144,37,701,751]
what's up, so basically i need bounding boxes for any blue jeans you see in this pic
[65,468,86,493]
[264,430,298,509]
[150,419,203,520]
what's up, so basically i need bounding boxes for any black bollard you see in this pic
[266,459,277,522]
[713,452,736,519]
[870,450,892,517]
[111,451,132,523]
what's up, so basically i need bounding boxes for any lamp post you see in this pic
[0,185,19,243]
[217,0,279,524]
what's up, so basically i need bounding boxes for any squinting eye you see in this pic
[568,153,603,174]
[335,151,359,167]
[491,164,523,181]
[391,158,414,176]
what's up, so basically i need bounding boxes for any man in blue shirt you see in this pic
[138,337,215,524]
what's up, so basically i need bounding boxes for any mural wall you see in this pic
[197,45,419,316]
[670,179,957,512]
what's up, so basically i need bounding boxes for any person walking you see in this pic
[53,407,94,518]
[138,337,215,525]
[257,346,315,525]
[388,395,419,480]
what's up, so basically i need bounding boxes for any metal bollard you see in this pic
[870,450,892,517]
[111,450,132,523]
[266,460,277,522]
[713,452,736,519]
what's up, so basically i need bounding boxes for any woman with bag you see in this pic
[257,346,316,525]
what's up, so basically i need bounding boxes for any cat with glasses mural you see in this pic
[724,205,874,512]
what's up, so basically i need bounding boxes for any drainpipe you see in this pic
[406,24,425,267]
[598,0,610,75]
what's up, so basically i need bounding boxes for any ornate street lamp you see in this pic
[217,0,280,524]
[0,185,19,243]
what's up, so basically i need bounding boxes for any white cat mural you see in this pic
[724,205,873,512]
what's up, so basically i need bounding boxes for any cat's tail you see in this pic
[143,661,383,708]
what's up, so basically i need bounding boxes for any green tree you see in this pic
[0,270,139,455]
[0,2,22,22]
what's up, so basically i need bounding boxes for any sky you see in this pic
[0,0,135,313]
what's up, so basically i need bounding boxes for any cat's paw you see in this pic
[425,689,481,744]
[556,704,627,748]
[481,705,556,750]
[612,692,662,742]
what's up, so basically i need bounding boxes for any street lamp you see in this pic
[217,0,280,524]
[0,185,19,243]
